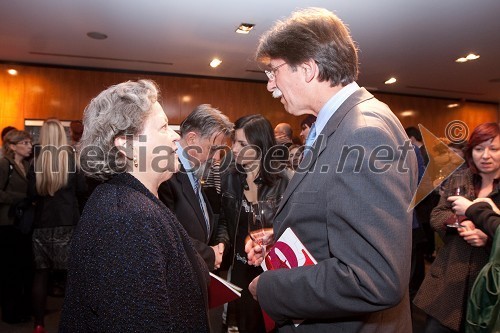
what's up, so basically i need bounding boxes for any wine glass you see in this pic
[446,174,468,228]
[248,200,277,252]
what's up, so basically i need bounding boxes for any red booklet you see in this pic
[261,227,317,271]
[208,272,242,309]
[260,227,317,329]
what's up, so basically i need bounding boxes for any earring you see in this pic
[133,156,138,168]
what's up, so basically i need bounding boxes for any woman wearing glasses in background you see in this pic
[0,130,33,324]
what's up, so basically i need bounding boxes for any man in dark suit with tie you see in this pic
[246,8,418,332]
[158,104,233,271]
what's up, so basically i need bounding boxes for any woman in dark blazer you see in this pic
[414,122,500,333]
[217,114,293,333]
[59,79,210,333]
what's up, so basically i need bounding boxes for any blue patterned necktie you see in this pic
[193,177,210,237]
[305,122,317,148]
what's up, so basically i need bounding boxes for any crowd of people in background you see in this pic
[0,6,498,333]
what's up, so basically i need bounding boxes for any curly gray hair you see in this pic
[78,79,159,180]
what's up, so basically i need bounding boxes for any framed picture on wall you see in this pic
[24,119,72,144]
[25,119,181,144]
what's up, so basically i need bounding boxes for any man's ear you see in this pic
[301,59,317,83]
[185,131,199,145]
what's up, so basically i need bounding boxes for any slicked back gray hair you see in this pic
[180,104,233,140]
[79,79,159,180]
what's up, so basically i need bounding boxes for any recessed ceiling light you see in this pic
[7,69,18,76]
[87,31,108,40]
[455,53,480,63]
[236,23,255,34]
[210,58,222,68]
[400,110,415,117]
[385,77,397,84]
[447,103,460,108]
[465,53,480,60]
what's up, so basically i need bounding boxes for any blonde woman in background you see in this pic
[28,119,87,333]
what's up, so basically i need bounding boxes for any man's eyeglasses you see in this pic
[16,140,32,146]
[264,62,287,81]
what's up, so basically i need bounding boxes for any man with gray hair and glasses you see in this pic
[158,104,233,271]
[246,7,417,333]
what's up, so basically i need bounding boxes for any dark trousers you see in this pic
[0,226,33,322]
[410,228,426,300]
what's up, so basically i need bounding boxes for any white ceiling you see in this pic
[1,0,499,103]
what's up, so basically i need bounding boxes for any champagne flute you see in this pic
[248,200,277,252]
[446,174,468,228]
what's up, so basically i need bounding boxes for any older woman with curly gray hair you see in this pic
[59,79,210,333]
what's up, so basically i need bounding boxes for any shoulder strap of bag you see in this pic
[2,159,14,191]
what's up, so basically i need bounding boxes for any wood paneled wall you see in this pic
[375,92,499,139]
[1,63,498,144]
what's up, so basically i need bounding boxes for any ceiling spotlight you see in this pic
[384,77,397,84]
[447,103,460,108]
[87,31,108,40]
[455,53,480,63]
[7,69,18,76]
[400,110,415,117]
[465,53,480,60]
[210,58,222,68]
[236,23,255,34]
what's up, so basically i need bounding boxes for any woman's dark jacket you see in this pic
[59,173,210,333]
[0,156,29,226]
[216,166,293,268]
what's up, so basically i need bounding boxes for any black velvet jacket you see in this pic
[216,166,293,269]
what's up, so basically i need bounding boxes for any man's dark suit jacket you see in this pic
[158,170,219,270]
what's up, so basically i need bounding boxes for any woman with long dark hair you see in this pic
[217,114,292,332]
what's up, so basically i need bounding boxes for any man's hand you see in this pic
[211,243,225,269]
[245,238,266,266]
[248,275,260,300]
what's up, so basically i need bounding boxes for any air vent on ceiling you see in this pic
[406,85,483,96]
[29,52,173,66]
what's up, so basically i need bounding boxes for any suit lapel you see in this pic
[177,171,211,238]
[275,88,374,217]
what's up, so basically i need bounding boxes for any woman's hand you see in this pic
[458,221,489,247]
[448,196,474,216]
